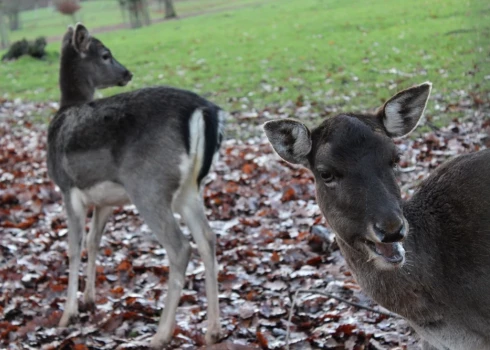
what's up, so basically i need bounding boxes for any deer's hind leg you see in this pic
[124,180,191,348]
[175,187,220,344]
[59,190,87,327]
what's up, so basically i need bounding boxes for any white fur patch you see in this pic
[384,101,406,135]
[171,109,207,214]
[71,181,130,208]
[217,110,226,140]
[384,82,432,137]
[172,109,206,208]
[292,124,311,157]
[214,110,227,164]
[188,109,206,186]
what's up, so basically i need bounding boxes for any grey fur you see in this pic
[48,24,224,348]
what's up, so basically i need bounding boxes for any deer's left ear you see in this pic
[378,82,432,137]
[62,25,74,49]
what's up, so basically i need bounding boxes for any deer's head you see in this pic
[264,83,432,270]
[60,23,132,91]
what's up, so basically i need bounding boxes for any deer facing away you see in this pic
[47,24,225,348]
[264,83,490,350]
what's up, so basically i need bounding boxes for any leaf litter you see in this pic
[0,94,488,349]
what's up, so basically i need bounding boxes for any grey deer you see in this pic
[264,82,490,350]
[47,23,225,348]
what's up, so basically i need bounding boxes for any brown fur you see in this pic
[264,83,490,350]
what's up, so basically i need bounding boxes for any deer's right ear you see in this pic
[263,119,312,165]
[73,23,91,54]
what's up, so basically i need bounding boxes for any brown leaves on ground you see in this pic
[0,95,488,349]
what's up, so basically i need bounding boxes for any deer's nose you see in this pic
[373,216,406,243]
[124,70,133,80]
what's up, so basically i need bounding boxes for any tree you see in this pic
[120,0,150,29]
[163,0,176,19]
[2,0,44,32]
[0,1,9,49]
[118,0,128,25]
[54,0,81,24]
[4,0,21,31]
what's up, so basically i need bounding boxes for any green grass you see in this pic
[6,0,260,42]
[1,0,489,124]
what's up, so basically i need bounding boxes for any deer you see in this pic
[47,23,225,348]
[264,82,490,350]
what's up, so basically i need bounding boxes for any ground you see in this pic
[0,0,489,349]
[1,93,488,349]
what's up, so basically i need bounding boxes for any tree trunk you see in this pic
[126,0,150,29]
[8,10,20,31]
[0,5,9,50]
[128,0,142,28]
[164,0,176,19]
[118,0,127,25]
[141,0,150,26]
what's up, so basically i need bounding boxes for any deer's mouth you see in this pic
[365,240,405,265]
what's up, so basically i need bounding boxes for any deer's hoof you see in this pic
[82,293,96,312]
[150,334,171,349]
[205,328,220,345]
[59,312,78,327]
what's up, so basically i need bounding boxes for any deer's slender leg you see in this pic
[59,191,87,327]
[129,196,190,348]
[83,205,113,309]
[177,188,220,345]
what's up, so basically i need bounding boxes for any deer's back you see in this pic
[47,87,221,191]
[401,149,490,349]
[407,148,490,273]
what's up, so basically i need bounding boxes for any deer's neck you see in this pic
[59,54,95,109]
[59,75,95,109]
[337,206,437,320]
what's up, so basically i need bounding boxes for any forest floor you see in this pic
[0,93,488,349]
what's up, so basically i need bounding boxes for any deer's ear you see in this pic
[62,25,74,49]
[73,23,91,54]
[263,119,312,165]
[379,82,432,137]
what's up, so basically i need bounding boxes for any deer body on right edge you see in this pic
[264,82,490,350]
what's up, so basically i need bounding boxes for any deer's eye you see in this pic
[320,171,335,183]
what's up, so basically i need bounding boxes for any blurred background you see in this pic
[0,0,488,130]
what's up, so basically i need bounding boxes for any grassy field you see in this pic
[1,0,489,123]
[6,0,260,42]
